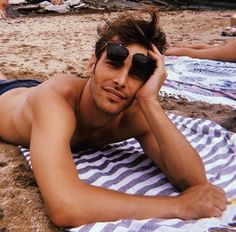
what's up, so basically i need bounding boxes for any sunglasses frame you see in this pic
[104,42,156,81]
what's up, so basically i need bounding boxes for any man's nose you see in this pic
[113,69,129,88]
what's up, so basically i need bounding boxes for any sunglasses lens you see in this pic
[106,43,156,81]
[107,43,129,64]
[131,54,156,81]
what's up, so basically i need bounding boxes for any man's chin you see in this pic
[100,107,125,115]
[98,103,131,115]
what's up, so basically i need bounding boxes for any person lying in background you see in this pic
[0,0,8,18]
[165,39,236,62]
[0,0,61,18]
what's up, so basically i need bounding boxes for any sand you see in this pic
[0,8,235,231]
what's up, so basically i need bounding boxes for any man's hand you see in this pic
[136,44,167,101]
[175,183,227,219]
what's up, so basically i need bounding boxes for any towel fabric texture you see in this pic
[162,56,236,109]
[20,113,236,232]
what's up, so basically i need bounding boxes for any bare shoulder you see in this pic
[29,75,87,106]
[28,75,88,127]
[39,75,87,96]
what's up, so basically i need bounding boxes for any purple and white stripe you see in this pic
[20,113,236,232]
[162,57,236,109]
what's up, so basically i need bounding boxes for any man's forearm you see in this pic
[136,98,207,190]
[55,181,180,227]
[49,176,226,227]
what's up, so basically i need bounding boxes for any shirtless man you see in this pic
[165,39,236,62]
[0,10,227,227]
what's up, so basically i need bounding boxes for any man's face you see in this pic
[89,43,148,115]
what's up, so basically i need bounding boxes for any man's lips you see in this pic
[104,86,126,99]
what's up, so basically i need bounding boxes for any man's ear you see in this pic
[86,54,96,77]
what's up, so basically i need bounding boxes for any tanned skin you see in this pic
[0,0,7,18]
[0,43,227,227]
[165,39,236,62]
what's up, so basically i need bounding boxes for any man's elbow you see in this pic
[45,198,87,228]
[170,176,208,191]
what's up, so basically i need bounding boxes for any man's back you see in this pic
[0,76,87,147]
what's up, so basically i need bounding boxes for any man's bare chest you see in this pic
[70,126,132,152]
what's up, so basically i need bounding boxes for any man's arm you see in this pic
[136,119,207,191]
[165,39,236,62]
[29,88,185,227]
[28,81,226,228]
[136,45,207,190]
[135,44,227,216]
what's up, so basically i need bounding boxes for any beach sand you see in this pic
[0,8,235,231]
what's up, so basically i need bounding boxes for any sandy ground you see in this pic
[0,8,236,231]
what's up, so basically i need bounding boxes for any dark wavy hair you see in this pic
[95,8,168,60]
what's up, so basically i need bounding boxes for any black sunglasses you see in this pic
[103,43,156,82]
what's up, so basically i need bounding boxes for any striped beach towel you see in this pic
[162,56,236,109]
[20,113,236,232]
